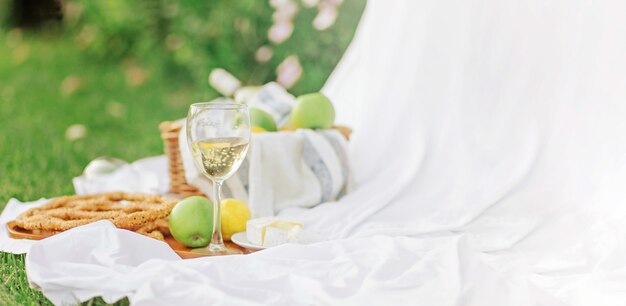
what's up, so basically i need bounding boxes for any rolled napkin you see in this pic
[244,82,296,127]
[180,126,350,218]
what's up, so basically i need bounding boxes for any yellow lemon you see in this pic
[220,198,251,241]
[251,126,267,133]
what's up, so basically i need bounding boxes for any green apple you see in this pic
[169,196,214,248]
[250,108,278,132]
[290,93,335,129]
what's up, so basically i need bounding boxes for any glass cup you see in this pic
[186,100,250,255]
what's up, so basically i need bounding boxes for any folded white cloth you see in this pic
[22,216,626,306]
[180,126,350,218]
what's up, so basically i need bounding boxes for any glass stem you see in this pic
[211,180,225,248]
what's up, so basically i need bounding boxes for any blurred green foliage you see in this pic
[55,0,366,94]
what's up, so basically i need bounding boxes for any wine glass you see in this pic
[186,100,250,255]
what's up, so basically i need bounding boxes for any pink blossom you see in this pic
[255,46,273,63]
[276,55,303,89]
[268,21,294,44]
[313,6,338,31]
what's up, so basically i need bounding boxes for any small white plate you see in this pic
[231,232,267,251]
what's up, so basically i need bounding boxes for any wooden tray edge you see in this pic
[6,221,253,259]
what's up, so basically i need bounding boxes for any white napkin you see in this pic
[181,127,350,218]
[0,156,172,255]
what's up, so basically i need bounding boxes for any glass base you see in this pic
[192,243,243,256]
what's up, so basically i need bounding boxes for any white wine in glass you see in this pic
[187,100,250,255]
[192,137,249,180]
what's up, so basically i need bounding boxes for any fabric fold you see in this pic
[25,221,180,305]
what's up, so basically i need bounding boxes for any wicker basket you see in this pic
[159,121,352,199]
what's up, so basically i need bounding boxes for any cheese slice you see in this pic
[246,218,303,247]
[246,217,276,246]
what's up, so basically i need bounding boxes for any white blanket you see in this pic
[4,0,626,305]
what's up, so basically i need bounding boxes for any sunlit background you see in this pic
[0,0,365,206]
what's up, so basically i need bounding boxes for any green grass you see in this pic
[1,254,130,306]
[0,3,364,303]
[1,254,54,305]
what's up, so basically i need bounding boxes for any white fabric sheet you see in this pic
[4,0,626,304]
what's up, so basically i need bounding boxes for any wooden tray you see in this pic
[6,221,254,259]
